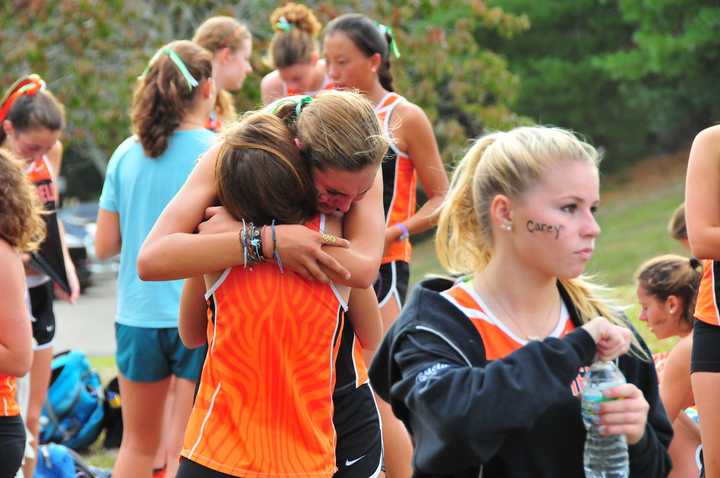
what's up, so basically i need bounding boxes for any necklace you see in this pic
[475,275,559,342]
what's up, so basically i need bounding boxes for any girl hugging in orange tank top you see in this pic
[176,98,383,478]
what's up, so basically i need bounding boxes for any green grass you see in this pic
[586,179,686,285]
[84,356,118,469]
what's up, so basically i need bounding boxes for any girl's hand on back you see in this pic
[275,225,350,283]
[582,316,632,362]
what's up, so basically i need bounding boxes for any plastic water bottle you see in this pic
[581,361,629,478]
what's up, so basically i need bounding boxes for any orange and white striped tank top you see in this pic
[441,280,574,360]
[182,215,348,478]
[694,260,720,325]
[0,376,20,416]
[376,92,416,264]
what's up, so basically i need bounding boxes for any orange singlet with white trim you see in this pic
[694,260,720,325]
[375,92,416,264]
[441,280,574,360]
[182,215,348,478]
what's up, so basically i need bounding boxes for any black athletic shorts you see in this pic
[373,261,409,308]
[0,415,26,478]
[29,281,56,349]
[177,458,233,478]
[691,319,720,373]
[333,383,383,478]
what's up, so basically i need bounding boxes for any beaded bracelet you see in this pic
[271,220,284,273]
[238,220,264,269]
[397,222,410,241]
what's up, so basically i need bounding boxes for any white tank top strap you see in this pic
[375,93,409,158]
[204,268,232,300]
[318,213,349,310]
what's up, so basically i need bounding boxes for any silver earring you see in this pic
[502,223,512,231]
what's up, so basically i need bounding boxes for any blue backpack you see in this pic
[40,350,105,450]
[35,443,112,478]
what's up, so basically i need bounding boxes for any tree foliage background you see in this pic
[2,0,719,199]
[1,0,527,199]
[488,0,720,170]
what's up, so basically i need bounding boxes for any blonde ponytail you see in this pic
[561,277,649,359]
[436,134,499,275]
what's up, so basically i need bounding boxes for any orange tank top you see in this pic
[441,280,575,359]
[441,280,587,397]
[694,260,720,325]
[376,93,416,264]
[0,376,20,416]
[182,215,348,478]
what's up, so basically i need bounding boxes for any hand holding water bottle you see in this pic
[597,382,649,445]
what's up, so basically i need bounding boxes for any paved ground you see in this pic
[54,272,117,356]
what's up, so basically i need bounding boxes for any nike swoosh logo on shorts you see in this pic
[345,455,366,466]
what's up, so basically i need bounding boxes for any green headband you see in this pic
[140,47,199,91]
[295,95,313,115]
[269,95,313,116]
[377,23,401,59]
[275,16,292,32]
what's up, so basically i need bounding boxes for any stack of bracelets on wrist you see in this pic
[240,219,263,268]
[239,219,284,272]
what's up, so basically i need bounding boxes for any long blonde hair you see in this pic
[437,126,646,355]
[193,16,251,125]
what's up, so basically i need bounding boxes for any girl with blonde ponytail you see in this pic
[370,126,672,477]
[193,16,253,130]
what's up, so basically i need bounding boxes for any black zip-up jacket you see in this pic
[369,278,673,477]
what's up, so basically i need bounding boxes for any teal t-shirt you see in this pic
[98,130,215,328]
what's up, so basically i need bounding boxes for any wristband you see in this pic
[397,222,410,241]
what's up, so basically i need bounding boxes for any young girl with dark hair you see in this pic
[193,15,253,131]
[323,14,450,476]
[260,3,332,104]
[0,148,44,478]
[369,126,672,477]
[636,255,703,478]
[93,40,216,478]
[0,73,80,477]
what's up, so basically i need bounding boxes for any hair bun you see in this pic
[270,3,321,36]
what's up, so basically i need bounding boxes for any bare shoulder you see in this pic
[393,99,429,125]
[669,334,693,363]
[261,70,285,103]
[695,124,720,142]
[0,240,21,274]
